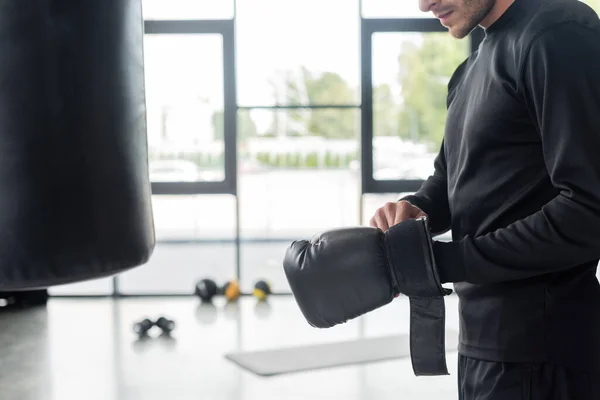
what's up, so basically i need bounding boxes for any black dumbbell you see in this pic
[155,317,175,335]
[133,318,154,337]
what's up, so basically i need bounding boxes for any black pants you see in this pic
[458,355,600,400]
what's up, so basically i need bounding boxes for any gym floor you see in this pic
[0,295,461,400]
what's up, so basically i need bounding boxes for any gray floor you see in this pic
[0,295,461,400]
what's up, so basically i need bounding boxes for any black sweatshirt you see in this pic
[402,0,600,372]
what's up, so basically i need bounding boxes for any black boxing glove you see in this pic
[283,216,452,376]
[284,226,397,328]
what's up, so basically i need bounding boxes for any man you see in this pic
[370,0,600,398]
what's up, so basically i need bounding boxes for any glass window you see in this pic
[142,0,234,20]
[118,195,236,294]
[362,0,430,18]
[144,34,225,183]
[238,109,360,292]
[371,32,469,181]
[235,0,360,106]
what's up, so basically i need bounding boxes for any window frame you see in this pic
[360,18,483,194]
[145,20,238,196]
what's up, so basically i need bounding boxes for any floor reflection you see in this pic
[0,295,460,400]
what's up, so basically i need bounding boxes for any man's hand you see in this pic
[370,201,427,232]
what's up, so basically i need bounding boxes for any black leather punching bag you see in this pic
[0,0,155,290]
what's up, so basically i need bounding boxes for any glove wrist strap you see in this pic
[384,217,452,376]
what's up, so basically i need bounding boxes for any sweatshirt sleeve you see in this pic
[400,59,470,237]
[432,22,600,284]
[400,140,451,236]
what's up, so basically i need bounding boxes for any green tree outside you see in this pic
[303,69,356,139]
[283,67,357,139]
[394,34,469,150]
[373,83,397,138]
[212,110,258,142]
[247,35,468,147]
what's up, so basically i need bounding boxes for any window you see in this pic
[362,0,430,18]
[371,32,469,181]
[144,34,225,183]
[118,32,235,295]
[142,0,234,20]
[235,0,360,106]
[238,109,360,292]
[118,195,236,294]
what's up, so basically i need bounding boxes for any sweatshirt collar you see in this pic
[484,0,543,34]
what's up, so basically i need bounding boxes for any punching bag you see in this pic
[0,0,155,290]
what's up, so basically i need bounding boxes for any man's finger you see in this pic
[384,206,397,228]
[375,213,389,232]
[369,215,378,228]
[394,204,412,225]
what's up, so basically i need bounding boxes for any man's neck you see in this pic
[479,0,516,28]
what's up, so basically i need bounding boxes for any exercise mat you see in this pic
[225,331,459,376]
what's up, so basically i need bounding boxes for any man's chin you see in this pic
[447,25,473,39]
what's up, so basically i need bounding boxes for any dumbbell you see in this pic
[133,318,154,337]
[156,317,175,335]
[133,316,175,337]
